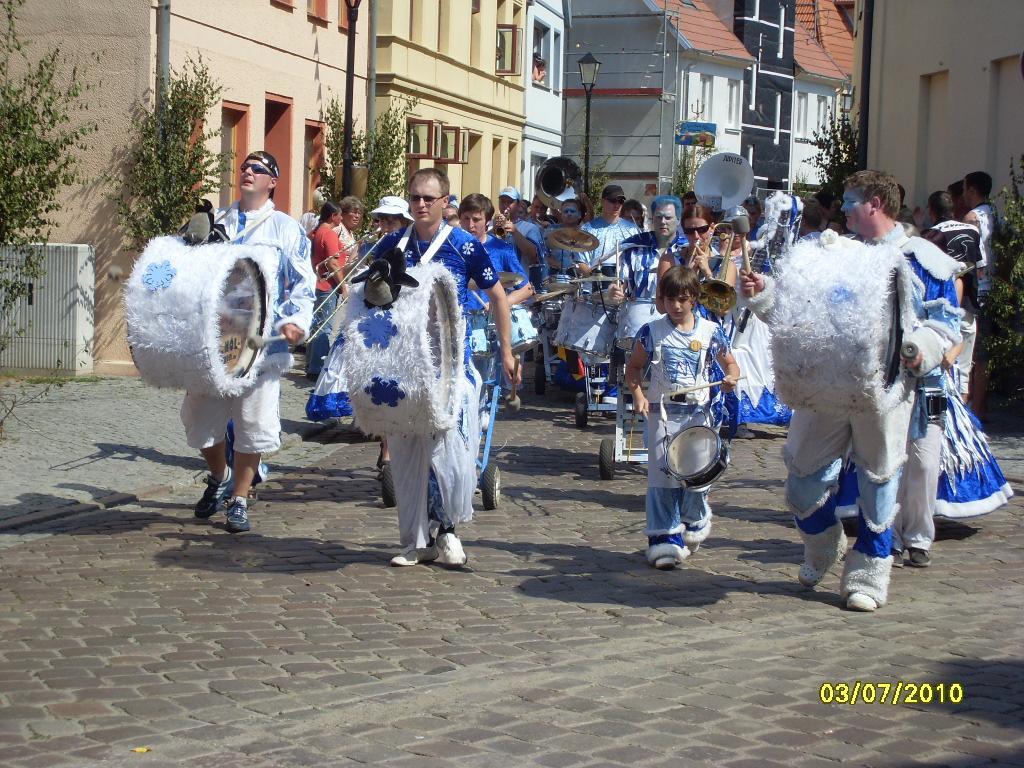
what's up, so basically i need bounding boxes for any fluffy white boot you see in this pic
[797,522,848,587]
[841,548,893,611]
[646,542,689,570]
[683,514,712,552]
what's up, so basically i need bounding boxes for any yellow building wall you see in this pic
[376,0,527,203]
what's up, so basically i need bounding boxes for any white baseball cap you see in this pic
[498,186,521,202]
[371,195,413,221]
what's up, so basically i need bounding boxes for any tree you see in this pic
[808,114,859,202]
[322,95,417,224]
[982,154,1024,393]
[672,144,713,199]
[0,0,96,354]
[114,57,231,251]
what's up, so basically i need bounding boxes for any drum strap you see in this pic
[398,223,452,265]
[230,208,275,243]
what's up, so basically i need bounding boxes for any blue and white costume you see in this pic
[579,216,641,270]
[640,314,730,566]
[619,231,687,301]
[373,224,499,550]
[181,200,315,455]
[748,228,961,609]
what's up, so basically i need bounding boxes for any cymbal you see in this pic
[546,227,599,253]
[534,285,575,302]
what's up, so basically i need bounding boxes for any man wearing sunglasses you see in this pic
[186,150,315,534]
[370,168,519,569]
[576,184,640,277]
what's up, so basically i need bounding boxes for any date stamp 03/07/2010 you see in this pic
[819,681,964,705]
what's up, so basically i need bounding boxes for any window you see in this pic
[337,0,349,32]
[773,91,782,144]
[220,102,249,207]
[407,119,433,158]
[551,30,562,92]
[496,25,520,75]
[816,95,830,134]
[532,21,550,88]
[777,5,785,58]
[437,126,462,163]
[303,121,325,212]
[699,74,714,121]
[727,79,741,128]
[795,92,808,138]
[264,94,293,213]
[307,0,328,22]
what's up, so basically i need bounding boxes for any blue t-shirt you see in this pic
[467,235,529,311]
[376,225,499,313]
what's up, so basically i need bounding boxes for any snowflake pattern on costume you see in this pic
[142,260,176,291]
[357,310,398,349]
[481,266,495,282]
[365,376,406,407]
[461,242,476,257]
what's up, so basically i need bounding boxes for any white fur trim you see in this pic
[902,327,945,376]
[125,236,278,397]
[341,261,466,438]
[683,514,712,547]
[765,239,915,415]
[746,274,777,318]
[646,542,689,564]
[841,548,892,607]
[935,483,1014,519]
[797,522,847,586]
[904,235,960,281]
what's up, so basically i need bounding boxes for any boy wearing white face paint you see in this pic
[742,170,961,612]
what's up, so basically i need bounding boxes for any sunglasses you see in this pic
[683,224,711,235]
[561,207,580,216]
[240,162,273,176]
[409,194,442,204]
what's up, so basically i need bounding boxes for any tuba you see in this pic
[535,156,584,209]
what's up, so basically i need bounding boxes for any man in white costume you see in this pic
[187,150,316,533]
[742,170,961,612]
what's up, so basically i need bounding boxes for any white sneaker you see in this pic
[846,592,879,612]
[390,545,438,567]
[435,532,468,567]
[654,556,677,570]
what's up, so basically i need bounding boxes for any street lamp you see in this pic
[341,0,363,197]
[578,52,601,196]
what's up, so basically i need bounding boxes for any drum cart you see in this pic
[573,354,618,428]
[597,362,649,480]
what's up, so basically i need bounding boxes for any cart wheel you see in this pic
[574,391,589,428]
[534,362,546,395]
[381,462,397,508]
[481,463,501,510]
[599,438,615,481]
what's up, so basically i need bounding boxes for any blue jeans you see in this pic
[305,288,337,376]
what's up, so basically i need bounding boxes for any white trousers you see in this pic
[181,372,282,454]
[388,373,482,549]
[893,421,943,552]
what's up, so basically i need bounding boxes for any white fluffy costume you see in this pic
[748,228,960,609]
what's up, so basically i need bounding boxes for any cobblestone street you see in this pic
[1,382,1022,767]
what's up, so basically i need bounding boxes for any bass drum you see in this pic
[125,236,276,397]
[341,261,465,438]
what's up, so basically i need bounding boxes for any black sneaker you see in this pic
[907,547,931,568]
[891,548,905,568]
[225,497,251,533]
[195,470,232,519]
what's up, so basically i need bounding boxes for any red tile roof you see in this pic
[795,0,855,76]
[663,0,753,63]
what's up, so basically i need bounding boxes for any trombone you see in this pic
[305,229,385,344]
[688,222,738,316]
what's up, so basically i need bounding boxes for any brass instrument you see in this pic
[534,156,583,209]
[688,222,738,315]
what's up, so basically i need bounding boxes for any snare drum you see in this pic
[616,299,664,350]
[664,425,730,490]
[509,304,539,354]
[538,298,564,330]
[554,296,617,358]
[467,310,494,358]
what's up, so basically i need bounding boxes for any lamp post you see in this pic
[342,0,363,197]
[578,52,600,196]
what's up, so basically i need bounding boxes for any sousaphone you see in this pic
[535,156,584,209]
[694,152,755,213]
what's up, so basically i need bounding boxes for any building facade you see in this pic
[376,0,527,204]
[13,0,366,374]
[521,0,568,198]
[853,0,1024,208]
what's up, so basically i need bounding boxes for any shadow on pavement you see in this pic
[472,537,838,610]
[48,442,207,473]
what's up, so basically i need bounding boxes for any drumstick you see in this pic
[667,376,745,400]
[505,358,522,413]
[246,333,287,350]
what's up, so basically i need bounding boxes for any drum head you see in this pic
[427,280,457,416]
[666,426,720,482]
[218,258,267,379]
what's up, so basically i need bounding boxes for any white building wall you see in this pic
[791,79,838,187]
[679,60,746,158]
[522,0,567,196]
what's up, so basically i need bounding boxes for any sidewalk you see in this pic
[0,367,347,528]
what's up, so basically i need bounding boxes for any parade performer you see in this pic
[576,184,640,276]
[626,266,739,569]
[460,193,534,311]
[741,170,961,612]
[188,150,316,533]
[370,169,517,568]
[610,195,686,308]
